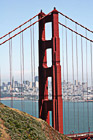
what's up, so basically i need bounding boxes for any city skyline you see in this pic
[0,75,93,102]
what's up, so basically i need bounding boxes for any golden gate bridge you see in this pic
[0,8,93,140]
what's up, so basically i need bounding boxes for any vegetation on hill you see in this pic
[0,103,71,140]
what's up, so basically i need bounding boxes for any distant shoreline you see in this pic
[0,97,24,100]
[1,97,93,102]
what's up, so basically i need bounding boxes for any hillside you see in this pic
[0,103,71,140]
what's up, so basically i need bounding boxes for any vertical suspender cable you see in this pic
[65,18,69,133]
[33,25,35,116]
[9,34,13,108]
[75,24,79,133]
[81,37,84,132]
[72,31,75,131]
[86,30,89,132]
[32,25,34,116]
[62,26,66,134]
[9,34,11,105]
[30,20,33,116]
[22,31,25,111]
[20,27,23,111]
[90,43,93,89]
[11,39,13,108]
[33,25,35,86]
[90,42,93,122]
[33,25,36,117]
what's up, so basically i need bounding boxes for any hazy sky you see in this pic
[0,0,93,36]
[0,0,93,83]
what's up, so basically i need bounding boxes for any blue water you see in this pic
[1,100,93,134]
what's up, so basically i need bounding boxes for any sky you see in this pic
[0,0,93,83]
[0,0,93,36]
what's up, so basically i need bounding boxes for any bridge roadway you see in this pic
[66,132,93,140]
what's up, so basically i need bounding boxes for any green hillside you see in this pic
[0,103,71,140]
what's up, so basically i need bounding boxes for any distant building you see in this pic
[7,82,11,85]
[14,81,19,87]
[2,82,6,87]
[35,76,38,82]
[75,80,78,86]
[23,81,30,86]
[32,82,35,87]
[30,82,32,88]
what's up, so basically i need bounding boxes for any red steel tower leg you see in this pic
[38,11,50,124]
[38,8,63,134]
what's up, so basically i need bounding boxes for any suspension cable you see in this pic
[11,38,13,108]
[33,25,35,87]
[0,10,54,45]
[33,25,36,117]
[22,31,25,111]
[9,34,13,108]
[59,11,93,33]
[90,42,93,123]
[30,21,33,86]
[86,30,89,133]
[65,18,69,133]
[1,10,93,41]
[59,22,93,43]
[0,13,39,40]
[75,24,79,133]
[62,26,66,134]
[30,20,33,116]
[72,31,75,131]
[31,25,34,116]
[90,42,93,92]
[20,27,23,111]
[81,36,85,132]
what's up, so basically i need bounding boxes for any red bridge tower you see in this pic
[38,8,63,134]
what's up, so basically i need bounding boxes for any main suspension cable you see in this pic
[59,22,93,43]
[0,13,39,40]
[59,11,93,33]
[0,10,54,45]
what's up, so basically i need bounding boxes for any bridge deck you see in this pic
[67,132,93,139]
